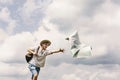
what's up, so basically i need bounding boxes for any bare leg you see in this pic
[32,73,38,80]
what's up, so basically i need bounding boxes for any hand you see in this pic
[59,49,64,52]
[65,37,69,40]
[27,49,35,54]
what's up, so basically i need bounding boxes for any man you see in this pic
[27,40,64,80]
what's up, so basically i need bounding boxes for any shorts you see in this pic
[28,64,40,79]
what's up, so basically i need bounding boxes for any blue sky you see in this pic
[0,0,120,80]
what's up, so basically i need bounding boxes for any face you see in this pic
[41,43,49,50]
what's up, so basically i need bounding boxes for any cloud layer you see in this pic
[0,0,120,80]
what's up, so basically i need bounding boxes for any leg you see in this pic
[28,64,40,80]
[32,73,38,80]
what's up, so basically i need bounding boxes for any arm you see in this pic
[27,49,34,54]
[50,49,64,54]
[45,49,64,56]
[27,46,40,55]
[27,49,37,55]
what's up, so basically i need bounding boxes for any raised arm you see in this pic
[45,48,64,56]
[50,49,64,54]
[27,46,40,55]
[27,49,35,54]
[27,49,38,55]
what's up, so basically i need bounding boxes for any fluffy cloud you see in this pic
[0,28,8,43]
[0,7,17,34]
[0,0,120,80]
[19,0,51,26]
[78,0,120,62]
[0,0,120,68]
[46,0,84,32]
[0,32,34,63]
[0,0,14,5]
[41,0,120,65]
[38,63,120,80]
[0,62,29,80]
[45,0,105,32]
[46,0,82,21]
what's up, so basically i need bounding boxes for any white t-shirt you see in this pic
[29,46,52,67]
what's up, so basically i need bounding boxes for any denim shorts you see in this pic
[28,64,40,79]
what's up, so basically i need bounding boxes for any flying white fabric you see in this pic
[66,31,92,58]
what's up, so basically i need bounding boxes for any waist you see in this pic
[29,63,40,68]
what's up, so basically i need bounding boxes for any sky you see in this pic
[0,0,120,80]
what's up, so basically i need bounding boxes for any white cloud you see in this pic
[0,0,119,65]
[0,0,14,5]
[0,62,29,80]
[0,7,10,22]
[0,32,34,62]
[1,0,120,80]
[0,62,27,76]
[38,63,120,80]
[61,74,80,80]
[90,0,120,27]
[46,0,83,21]
[40,0,120,66]
[0,28,8,43]
[19,0,51,26]
[0,62,120,80]
[33,18,67,49]
[87,0,120,51]
[45,0,86,32]
[0,7,17,34]
[20,0,38,24]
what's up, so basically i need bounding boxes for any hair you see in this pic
[40,40,51,46]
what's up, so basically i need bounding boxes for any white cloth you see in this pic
[68,31,92,58]
[29,47,52,67]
